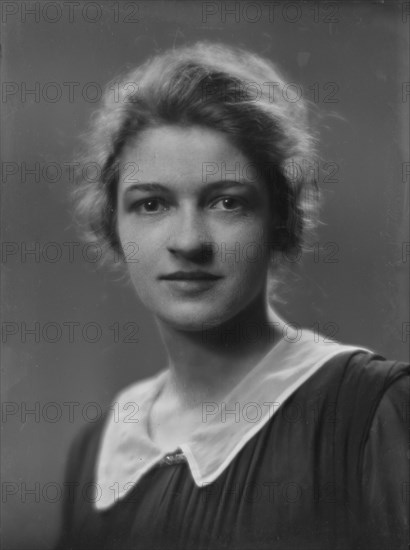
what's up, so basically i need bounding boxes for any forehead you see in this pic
[119,125,256,187]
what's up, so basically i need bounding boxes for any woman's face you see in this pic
[117,125,274,331]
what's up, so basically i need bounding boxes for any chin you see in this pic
[153,302,235,333]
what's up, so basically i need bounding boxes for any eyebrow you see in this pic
[122,180,257,196]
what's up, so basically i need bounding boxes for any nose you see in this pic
[166,206,213,262]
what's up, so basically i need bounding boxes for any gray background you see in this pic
[1,1,409,548]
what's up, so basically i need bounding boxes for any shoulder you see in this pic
[333,350,409,445]
[66,369,168,466]
[317,350,409,431]
[298,350,409,547]
[308,348,409,400]
[295,350,409,461]
[337,349,409,384]
[338,351,409,413]
[288,347,409,416]
[63,417,107,490]
[317,350,409,480]
[356,356,409,548]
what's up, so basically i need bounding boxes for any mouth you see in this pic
[159,271,222,281]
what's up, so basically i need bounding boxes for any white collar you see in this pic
[95,325,370,510]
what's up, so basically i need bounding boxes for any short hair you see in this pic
[73,41,319,266]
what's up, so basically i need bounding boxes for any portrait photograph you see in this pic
[1,1,409,549]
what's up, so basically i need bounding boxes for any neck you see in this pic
[155,293,284,410]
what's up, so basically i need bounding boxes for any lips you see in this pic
[159,271,222,281]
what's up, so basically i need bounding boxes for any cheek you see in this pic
[223,222,271,267]
[118,215,150,251]
[117,223,151,281]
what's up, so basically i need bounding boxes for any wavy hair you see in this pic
[73,41,319,272]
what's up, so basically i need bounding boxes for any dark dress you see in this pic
[55,350,409,550]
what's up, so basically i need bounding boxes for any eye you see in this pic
[131,198,168,214]
[211,197,245,211]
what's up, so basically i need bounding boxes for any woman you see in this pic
[56,42,409,549]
